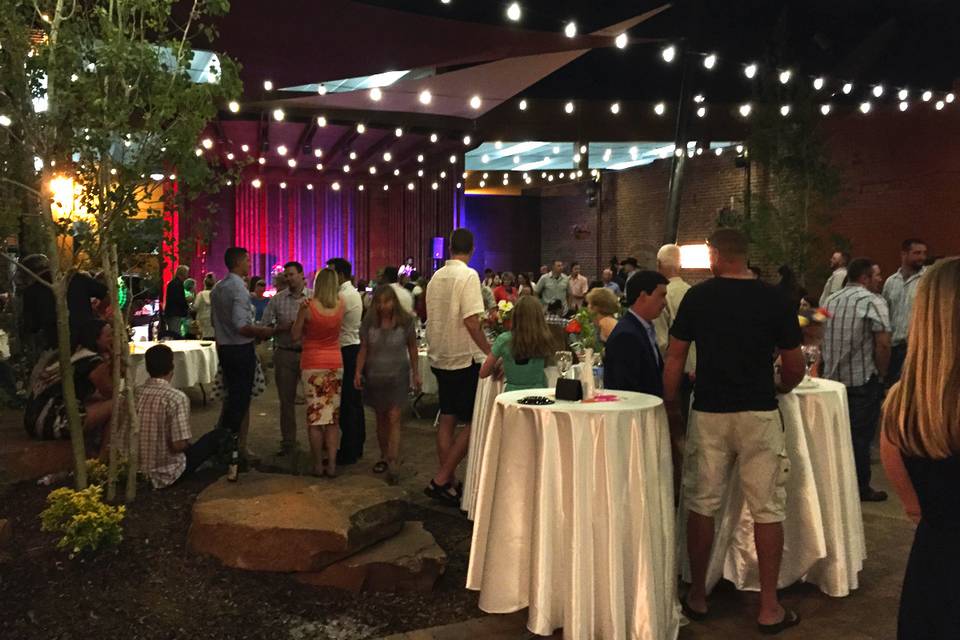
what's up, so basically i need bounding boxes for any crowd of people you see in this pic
[12,223,956,638]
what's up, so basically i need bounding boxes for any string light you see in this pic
[703,53,717,70]
[820,103,831,116]
[506,2,521,21]
[519,99,528,111]
[744,63,758,79]
[407,181,416,190]
[280,182,287,189]
[359,184,365,191]
[898,89,909,101]
[948,93,956,103]
[272,108,285,121]
[564,101,574,114]
[715,147,723,156]
[463,135,472,145]
[242,144,250,153]
[470,95,482,109]
[440,171,447,178]
[430,133,439,143]
[349,151,358,160]
[394,168,400,176]
[251,178,262,188]
[842,82,854,95]
[872,84,884,98]
[228,101,240,113]
[343,164,351,172]
[369,87,382,101]
[922,90,933,102]
[0,114,13,127]
[226,152,235,160]
[449,155,457,164]
[383,151,393,162]
[778,69,792,84]
[277,145,288,156]
[481,154,489,163]
[432,182,439,190]
[615,33,628,49]
[654,102,666,116]
[356,123,366,134]
[417,169,425,177]
[383,184,389,191]
[395,127,403,137]
[317,85,327,95]
[307,184,314,190]
[317,116,327,126]
[417,154,425,163]
[194,148,203,157]
[564,21,577,38]
[780,104,791,116]
[813,77,825,91]
[314,149,323,158]
[263,80,273,91]
[201,138,213,149]
[935,100,945,111]
[369,166,377,175]
[661,45,676,63]
[419,90,432,105]
[693,94,705,103]
[316,163,324,170]
[899,101,909,112]
[859,101,872,114]
[332,182,341,191]
[479,180,486,188]
[610,102,621,114]
[739,103,752,117]
[456,182,462,189]
[258,157,266,165]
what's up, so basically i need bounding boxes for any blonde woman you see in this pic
[479,296,554,391]
[586,286,621,342]
[292,268,344,477]
[880,257,960,640]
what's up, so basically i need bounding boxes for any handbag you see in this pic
[555,377,583,401]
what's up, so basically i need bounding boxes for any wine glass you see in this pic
[801,345,820,382]
[555,350,573,378]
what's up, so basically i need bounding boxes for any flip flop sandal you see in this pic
[681,599,708,622]
[424,480,460,506]
[372,461,388,474]
[758,609,801,635]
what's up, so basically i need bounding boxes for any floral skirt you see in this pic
[302,368,343,427]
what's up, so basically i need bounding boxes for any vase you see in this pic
[580,347,596,400]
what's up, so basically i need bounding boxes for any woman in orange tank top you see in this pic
[292,268,344,477]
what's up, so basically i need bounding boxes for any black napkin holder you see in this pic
[555,377,583,401]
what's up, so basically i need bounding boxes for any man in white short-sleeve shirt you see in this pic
[424,228,490,506]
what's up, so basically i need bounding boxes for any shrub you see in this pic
[85,457,129,487]
[40,485,125,557]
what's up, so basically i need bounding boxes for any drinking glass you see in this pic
[801,344,820,381]
[555,350,573,378]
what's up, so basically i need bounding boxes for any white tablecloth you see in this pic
[418,350,438,395]
[128,340,219,389]
[467,390,680,640]
[462,365,572,520]
[679,378,865,598]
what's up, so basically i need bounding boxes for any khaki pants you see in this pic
[273,348,301,449]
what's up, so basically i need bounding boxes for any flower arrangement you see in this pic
[565,307,602,355]
[40,484,126,558]
[488,299,514,336]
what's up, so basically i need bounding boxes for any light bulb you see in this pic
[194,148,203,157]
[922,90,933,102]
[470,95,482,109]
[739,103,752,117]
[820,104,831,116]
[419,90,432,105]
[842,82,853,95]
[564,22,577,38]
[736,145,744,153]
[317,116,327,127]
[383,184,389,191]
[0,115,12,127]
[343,164,350,173]
[251,178,262,188]
[394,168,400,176]
[564,101,574,114]
[241,144,250,153]
[383,152,393,162]
[661,45,676,63]
[317,85,327,95]
[440,171,446,178]
[693,94,705,103]
[948,93,956,103]
[494,141,503,149]
[430,133,439,143]
[813,77,825,91]
[417,169,424,177]
[479,180,486,188]
[898,89,909,101]
[417,154,424,163]
[272,108,285,121]
[307,184,313,190]
[279,182,287,189]
[573,153,581,163]
[407,182,416,191]
[369,166,377,175]
[935,100,945,111]
[450,155,457,164]
[349,151,357,160]
[615,33,628,49]
[228,101,240,113]
[506,2,521,21]
[696,106,706,118]
[715,147,723,156]
[456,182,462,189]
[872,85,884,98]
[263,80,273,91]
[277,145,288,156]
[703,53,717,70]
[899,101,909,112]
[431,182,439,190]
[356,123,366,134]
[859,101,872,114]
[610,102,621,114]
[463,135,472,145]
[316,163,324,170]
[654,102,666,115]
[778,69,792,84]
[314,148,323,158]
[518,99,528,111]
[358,184,365,191]
[258,157,266,165]
[780,104,791,116]
[395,127,403,137]
[369,87,382,101]
[481,154,490,164]
[226,152,235,161]
[744,63,758,79]
[332,182,340,191]
[201,138,213,149]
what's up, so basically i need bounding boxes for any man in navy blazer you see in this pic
[603,270,670,396]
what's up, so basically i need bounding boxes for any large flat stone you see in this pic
[0,432,73,483]
[296,521,446,593]
[188,472,407,572]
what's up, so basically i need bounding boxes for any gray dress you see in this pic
[360,316,415,411]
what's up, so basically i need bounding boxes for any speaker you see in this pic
[432,236,446,259]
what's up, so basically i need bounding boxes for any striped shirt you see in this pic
[882,268,925,346]
[822,285,891,387]
[136,378,191,489]
[262,287,311,349]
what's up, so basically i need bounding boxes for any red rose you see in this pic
[566,319,582,334]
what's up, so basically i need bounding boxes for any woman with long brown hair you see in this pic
[354,285,421,484]
[880,257,960,640]
[479,295,554,391]
[293,268,344,477]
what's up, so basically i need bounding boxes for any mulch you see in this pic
[0,470,482,640]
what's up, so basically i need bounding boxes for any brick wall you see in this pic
[535,107,960,288]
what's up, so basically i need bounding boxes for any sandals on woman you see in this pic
[372,460,388,474]
[424,480,460,506]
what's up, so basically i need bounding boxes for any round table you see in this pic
[678,378,866,598]
[128,340,219,389]
[466,389,680,640]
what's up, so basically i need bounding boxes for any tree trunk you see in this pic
[104,245,124,501]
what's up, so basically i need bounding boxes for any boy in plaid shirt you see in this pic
[137,344,228,488]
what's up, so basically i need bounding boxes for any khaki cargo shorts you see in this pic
[682,409,790,524]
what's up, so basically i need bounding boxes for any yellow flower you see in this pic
[798,315,810,327]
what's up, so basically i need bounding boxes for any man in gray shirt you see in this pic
[211,247,277,464]
[534,260,569,314]
[882,238,927,384]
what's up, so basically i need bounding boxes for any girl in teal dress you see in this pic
[480,296,554,391]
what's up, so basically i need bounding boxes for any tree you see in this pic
[0,0,240,495]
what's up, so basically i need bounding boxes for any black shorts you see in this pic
[432,363,480,423]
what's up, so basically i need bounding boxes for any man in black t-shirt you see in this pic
[664,229,805,633]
